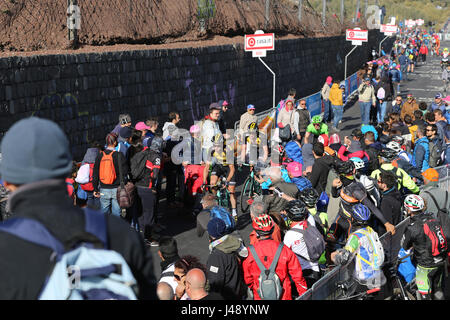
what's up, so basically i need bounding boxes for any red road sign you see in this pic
[346,29,368,42]
[245,33,275,51]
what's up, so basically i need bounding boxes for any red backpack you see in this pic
[80,163,95,192]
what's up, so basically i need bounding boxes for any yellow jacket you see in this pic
[329,83,344,106]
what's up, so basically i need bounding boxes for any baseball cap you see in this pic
[435,93,443,99]
[135,121,151,131]
[422,168,439,182]
[222,100,229,107]
[247,104,255,110]
[209,102,221,111]
[119,126,132,139]
[287,162,303,178]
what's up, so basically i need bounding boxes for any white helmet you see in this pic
[404,194,425,212]
[349,157,365,170]
[386,141,402,153]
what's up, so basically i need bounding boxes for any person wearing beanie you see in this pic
[116,125,133,159]
[112,113,132,135]
[92,132,129,218]
[205,218,248,300]
[0,117,156,299]
[419,168,450,215]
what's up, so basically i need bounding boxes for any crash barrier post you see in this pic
[296,217,411,300]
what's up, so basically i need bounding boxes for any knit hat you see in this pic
[119,126,132,139]
[287,162,303,177]
[207,218,227,239]
[0,117,73,184]
[422,168,439,182]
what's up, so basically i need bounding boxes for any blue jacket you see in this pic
[261,168,291,190]
[413,137,430,172]
[389,69,401,82]
[291,176,313,192]
[398,54,408,66]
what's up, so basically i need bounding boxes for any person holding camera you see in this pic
[357,76,376,125]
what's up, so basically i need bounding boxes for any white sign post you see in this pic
[245,30,276,109]
[379,24,398,55]
[345,29,368,79]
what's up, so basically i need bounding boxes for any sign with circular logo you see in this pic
[248,38,256,47]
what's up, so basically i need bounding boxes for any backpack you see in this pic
[423,191,450,242]
[284,140,303,164]
[290,222,326,262]
[353,227,385,270]
[428,140,443,167]
[130,149,148,182]
[0,208,138,300]
[208,206,236,234]
[421,216,448,257]
[80,163,95,192]
[248,243,284,300]
[99,151,117,185]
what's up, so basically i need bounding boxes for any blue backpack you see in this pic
[284,140,303,164]
[0,208,138,300]
[208,206,235,234]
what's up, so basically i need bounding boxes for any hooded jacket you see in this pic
[0,179,156,299]
[206,234,248,300]
[401,98,419,121]
[413,136,430,172]
[329,83,344,106]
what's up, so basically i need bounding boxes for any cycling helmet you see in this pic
[335,160,355,176]
[299,188,319,208]
[312,115,323,124]
[403,194,425,212]
[379,148,398,161]
[285,200,309,222]
[349,157,365,170]
[390,135,405,145]
[386,141,402,153]
[318,134,329,146]
[351,203,371,224]
[252,214,275,235]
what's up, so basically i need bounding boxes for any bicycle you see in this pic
[239,163,262,213]
[336,279,381,300]
[204,176,231,210]
[385,251,417,301]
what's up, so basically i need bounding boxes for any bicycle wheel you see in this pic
[240,176,253,213]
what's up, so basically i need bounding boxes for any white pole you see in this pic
[345,45,358,79]
[379,35,389,56]
[258,57,276,110]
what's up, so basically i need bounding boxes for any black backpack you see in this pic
[424,190,450,243]
[421,216,448,257]
[130,149,149,182]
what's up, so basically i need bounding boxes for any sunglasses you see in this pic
[174,274,186,281]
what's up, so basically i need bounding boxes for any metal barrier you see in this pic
[432,164,450,191]
[234,71,360,134]
[297,217,411,300]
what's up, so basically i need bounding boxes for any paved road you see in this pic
[148,42,450,298]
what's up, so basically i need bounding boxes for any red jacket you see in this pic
[338,145,369,162]
[419,46,428,55]
[242,239,308,300]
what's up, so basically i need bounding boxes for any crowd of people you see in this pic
[0,27,450,301]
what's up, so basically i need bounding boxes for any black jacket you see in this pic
[307,155,335,194]
[363,142,382,173]
[379,188,403,234]
[132,148,161,190]
[0,179,156,299]
[206,235,247,300]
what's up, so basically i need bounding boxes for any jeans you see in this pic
[377,101,387,124]
[332,105,343,128]
[86,190,101,210]
[99,187,121,217]
[359,101,372,125]
[323,99,333,122]
[400,64,408,80]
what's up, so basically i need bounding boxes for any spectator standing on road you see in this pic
[0,117,157,299]
[329,80,344,132]
[419,168,450,215]
[116,126,133,159]
[238,104,257,141]
[401,94,419,121]
[242,214,308,300]
[419,43,429,64]
[158,236,181,295]
[412,126,430,173]
[357,76,376,125]
[93,132,128,218]
[202,103,222,162]
[321,76,333,123]
[206,218,248,300]
[398,50,409,81]
[112,113,132,136]
[217,100,230,135]
[376,171,403,235]
[185,268,224,300]
[293,99,310,143]
[75,143,102,210]
[277,98,296,136]
[307,142,335,196]
[143,118,159,147]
